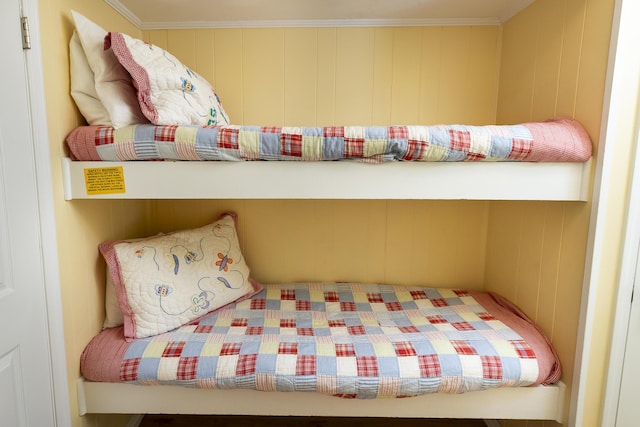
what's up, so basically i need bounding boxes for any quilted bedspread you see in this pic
[81,283,561,398]
[66,117,591,163]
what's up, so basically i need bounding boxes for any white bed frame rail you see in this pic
[62,158,592,201]
[77,378,566,422]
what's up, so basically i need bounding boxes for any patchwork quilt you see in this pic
[66,117,591,163]
[81,283,561,398]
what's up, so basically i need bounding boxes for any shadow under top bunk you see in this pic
[62,118,593,201]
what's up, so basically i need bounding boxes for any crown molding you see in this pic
[103,0,503,30]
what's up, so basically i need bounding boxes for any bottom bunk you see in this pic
[79,282,565,422]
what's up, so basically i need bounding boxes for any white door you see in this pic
[616,251,640,425]
[0,0,58,425]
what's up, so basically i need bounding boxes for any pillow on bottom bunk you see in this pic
[99,212,262,340]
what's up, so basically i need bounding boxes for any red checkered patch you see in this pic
[324,291,339,302]
[328,320,346,328]
[296,355,317,375]
[297,328,314,336]
[356,356,379,377]
[402,139,427,161]
[453,290,470,297]
[154,125,178,142]
[410,290,428,300]
[481,355,503,380]
[280,133,303,157]
[280,319,296,328]
[448,130,471,152]
[236,354,258,376]
[162,341,185,357]
[418,354,441,377]
[399,326,420,334]
[340,302,357,312]
[120,358,140,381]
[261,126,281,134]
[335,343,356,357]
[246,326,263,335]
[278,342,298,354]
[431,298,448,307]
[281,290,296,300]
[367,293,384,303]
[508,138,533,160]
[385,302,403,311]
[452,340,476,355]
[511,340,536,358]
[177,356,198,380]
[465,152,486,161]
[347,325,366,335]
[344,138,364,158]
[478,312,496,321]
[427,315,447,324]
[296,300,311,311]
[194,325,213,333]
[393,341,417,357]
[388,126,408,139]
[324,127,344,138]
[452,322,475,331]
[95,126,114,146]
[218,127,239,149]
[220,342,242,356]
[231,318,248,327]
[250,299,266,310]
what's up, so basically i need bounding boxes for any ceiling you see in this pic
[105,0,535,29]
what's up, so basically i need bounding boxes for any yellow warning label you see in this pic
[83,166,126,195]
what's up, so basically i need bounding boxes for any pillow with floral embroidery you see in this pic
[99,212,261,340]
[106,31,230,126]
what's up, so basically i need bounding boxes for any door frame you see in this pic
[20,0,70,424]
[598,0,640,424]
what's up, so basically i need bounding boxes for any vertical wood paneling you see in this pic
[167,30,197,71]
[284,29,317,125]
[213,29,243,123]
[418,28,443,124]
[243,29,285,125]
[390,27,423,123]
[372,28,393,124]
[194,29,215,85]
[335,28,375,125]
[316,28,337,126]
[555,0,586,119]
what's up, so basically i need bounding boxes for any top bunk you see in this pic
[63,12,593,202]
[62,118,593,201]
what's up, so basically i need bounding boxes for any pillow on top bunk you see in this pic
[99,212,262,340]
[71,11,148,128]
[69,31,111,126]
[106,31,230,127]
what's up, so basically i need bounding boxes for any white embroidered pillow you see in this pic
[99,213,261,340]
[106,31,230,126]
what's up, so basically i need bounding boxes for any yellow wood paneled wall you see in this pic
[488,0,614,426]
[143,26,500,127]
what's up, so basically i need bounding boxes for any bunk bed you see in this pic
[66,10,591,423]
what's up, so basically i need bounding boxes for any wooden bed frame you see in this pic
[77,378,566,422]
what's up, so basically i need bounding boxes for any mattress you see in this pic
[81,282,561,398]
[66,118,591,163]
